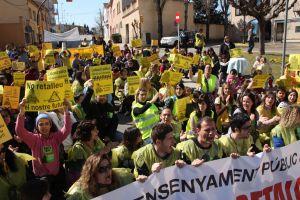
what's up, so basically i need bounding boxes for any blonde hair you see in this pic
[279,106,300,129]
[139,77,151,90]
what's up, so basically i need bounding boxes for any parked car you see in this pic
[160,31,195,48]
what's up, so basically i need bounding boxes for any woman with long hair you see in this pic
[271,106,300,148]
[215,83,236,134]
[138,77,158,102]
[185,94,214,139]
[66,153,134,200]
[0,142,29,200]
[287,89,298,105]
[257,91,280,145]
[71,71,86,95]
[111,127,143,171]
[15,98,71,200]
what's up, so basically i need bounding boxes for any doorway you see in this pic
[276,22,284,41]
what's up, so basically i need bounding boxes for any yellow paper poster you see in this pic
[147,54,160,65]
[175,97,189,121]
[42,43,53,50]
[13,72,25,86]
[252,74,269,89]
[0,114,12,144]
[127,76,140,96]
[151,40,158,46]
[230,48,243,58]
[46,66,73,100]
[2,86,20,109]
[289,54,300,70]
[160,71,171,84]
[44,55,56,65]
[25,80,65,111]
[173,54,193,69]
[89,65,113,95]
[140,57,151,71]
[131,39,143,48]
[197,69,203,84]
[92,45,104,56]
[112,45,122,57]
[0,85,3,94]
[192,54,200,65]
[12,61,25,71]
[0,51,12,70]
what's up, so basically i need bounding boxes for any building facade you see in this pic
[229,1,300,42]
[0,0,57,48]
[104,0,225,45]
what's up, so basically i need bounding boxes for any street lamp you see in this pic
[281,0,289,76]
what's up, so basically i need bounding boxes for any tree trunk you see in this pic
[258,17,266,55]
[184,2,188,31]
[156,0,163,42]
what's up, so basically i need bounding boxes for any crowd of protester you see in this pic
[0,34,299,200]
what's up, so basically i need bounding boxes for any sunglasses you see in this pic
[98,164,112,173]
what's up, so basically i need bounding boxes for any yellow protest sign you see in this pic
[252,74,269,89]
[42,43,53,50]
[192,54,201,65]
[175,97,190,121]
[140,57,151,71]
[12,61,25,71]
[89,65,113,96]
[160,71,182,85]
[230,48,243,58]
[91,45,104,56]
[2,86,20,109]
[160,71,171,84]
[44,55,56,65]
[25,80,65,112]
[197,70,203,85]
[289,54,300,70]
[112,45,122,57]
[147,54,160,65]
[0,114,12,144]
[173,54,193,69]
[0,51,12,70]
[46,66,73,100]
[131,39,143,48]
[151,40,158,47]
[13,72,25,86]
[0,85,3,94]
[127,76,140,96]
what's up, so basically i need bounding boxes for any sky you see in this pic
[56,0,107,28]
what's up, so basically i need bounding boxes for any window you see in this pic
[120,22,122,28]
[235,8,242,16]
[29,8,32,19]
[117,2,121,14]
[33,11,36,21]
[296,26,300,33]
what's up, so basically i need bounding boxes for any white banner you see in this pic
[94,141,300,200]
[44,27,80,42]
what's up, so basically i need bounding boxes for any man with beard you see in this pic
[134,123,185,182]
[177,117,222,166]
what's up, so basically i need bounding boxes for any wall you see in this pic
[0,23,24,48]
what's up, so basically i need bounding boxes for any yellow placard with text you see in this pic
[13,72,25,86]
[140,57,151,71]
[175,97,190,121]
[173,54,193,69]
[160,71,182,85]
[192,54,200,65]
[151,40,158,47]
[0,51,12,70]
[230,48,244,58]
[0,114,12,144]
[2,86,20,109]
[89,65,113,95]
[42,43,53,50]
[46,66,73,100]
[44,55,56,65]
[24,80,65,112]
[91,45,104,56]
[127,76,140,96]
[131,39,143,48]
[252,74,270,89]
[289,54,300,70]
[147,54,160,65]
[197,70,203,85]
[12,61,25,71]
[112,45,122,57]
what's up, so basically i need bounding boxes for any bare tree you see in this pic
[219,0,230,35]
[229,0,297,55]
[155,0,167,42]
[95,8,104,36]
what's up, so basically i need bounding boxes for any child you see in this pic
[275,87,287,107]
[226,69,241,95]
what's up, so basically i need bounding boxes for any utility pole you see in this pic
[281,0,289,75]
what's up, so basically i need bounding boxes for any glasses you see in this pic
[98,164,112,173]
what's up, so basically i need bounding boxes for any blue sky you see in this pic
[56,0,107,28]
